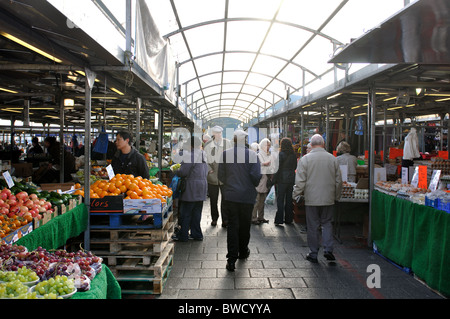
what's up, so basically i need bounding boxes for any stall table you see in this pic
[371,190,450,297]
[15,204,121,299]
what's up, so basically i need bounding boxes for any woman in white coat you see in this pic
[251,138,275,225]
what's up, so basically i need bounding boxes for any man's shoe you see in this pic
[252,220,260,225]
[306,254,318,263]
[211,220,217,226]
[222,223,227,228]
[258,219,269,223]
[324,251,336,261]
[238,248,250,260]
[226,261,235,272]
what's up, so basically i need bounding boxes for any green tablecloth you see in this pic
[371,190,450,297]
[16,204,88,251]
[14,204,121,299]
[149,166,171,177]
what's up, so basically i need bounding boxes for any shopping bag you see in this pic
[265,186,276,205]
[93,132,109,154]
[169,175,182,199]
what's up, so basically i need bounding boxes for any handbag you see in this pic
[176,163,195,195]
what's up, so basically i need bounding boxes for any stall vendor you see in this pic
[111,131,150,179]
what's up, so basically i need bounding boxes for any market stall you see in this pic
[371,189,450,297]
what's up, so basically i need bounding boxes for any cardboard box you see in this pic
[1,223,33,244]
[123,197,170,214]
[40,183,75,192]
[12,163,33,177]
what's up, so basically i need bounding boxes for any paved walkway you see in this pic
[157,198,444,300]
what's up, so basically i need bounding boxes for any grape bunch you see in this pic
[0,280,29,299]
[0,267,38,283]
[34,275,75,298]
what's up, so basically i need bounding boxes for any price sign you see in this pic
[411,167,419,187]
[418,165,427,189]
[438,151,448,160]
[374,167,387,183]
[106,164,115,180]
[2,171,14,188]
[401,167,409,184]
[429,170,441,191]
[339,165,348,182]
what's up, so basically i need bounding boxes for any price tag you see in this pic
[429,170,441,191]
[438,151,448,160]
[418,165,427,189]
[401,167,409,184]
[339,165,348,182]
[374,167,387,183]
[106,164,115,180]
[2,171,14,188]
[411,167,419,187]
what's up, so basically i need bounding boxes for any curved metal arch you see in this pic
[199,103,255,117]
[193,92,270,110]
[178,50,319,78]
[202,111,253,122]
[163,17,343,46]
[188,81,284,101]
[181,69,296,90]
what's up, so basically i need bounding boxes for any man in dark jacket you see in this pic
[111,131,149,179]
[218,129,261,272]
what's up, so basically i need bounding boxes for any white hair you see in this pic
[310,134,324,146]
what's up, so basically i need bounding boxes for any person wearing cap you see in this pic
[218,129,261,271]
[204,125,233,227]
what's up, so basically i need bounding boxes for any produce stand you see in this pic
[371,190,450,297]
[14,203,122,299]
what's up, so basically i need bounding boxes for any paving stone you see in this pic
[269,277,307,289]
[262,260,295,269]
[235,278,271,289]
[199,278,235,289]
[184,268,217,278]
[165,277,200,290]
[249,268,284,278]
[291,287,334,299]
[188,253,218,261]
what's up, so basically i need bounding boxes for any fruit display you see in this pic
[32,275,76,298]
[74,173,173,201]
[0,267,39,284]
[0,280,30,299]
[0,243,102,292]
[73,170,104,184]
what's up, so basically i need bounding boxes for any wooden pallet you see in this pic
[112,243,174,294]
[89,222,174,265]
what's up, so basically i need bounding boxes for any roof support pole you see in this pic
[157,109,164,180]
[383,107,387,165]
[83,68,96,251]
[136,97,141,148]
[368,85,376,247]
[300,110,304,155]
[325,104,329,151]
[59,95,65,183]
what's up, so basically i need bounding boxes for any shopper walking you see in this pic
[204,125,233,227]
[111,131,150,179]
[292,134,342,263]
[172,136,208,242]
[336,141,357,182]
[252,138,275,225]
[218,130,261,271]
[273,137,297,226]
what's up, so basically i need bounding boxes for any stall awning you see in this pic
[329,0,450,64]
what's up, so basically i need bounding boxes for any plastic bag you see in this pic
[169,175,182,199]
[93,131,109,154]
[265,186,276,205]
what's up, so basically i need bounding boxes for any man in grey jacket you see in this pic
[204,126,233,227]
[292,134,342,263]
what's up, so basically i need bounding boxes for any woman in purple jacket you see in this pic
[172,136,208,242]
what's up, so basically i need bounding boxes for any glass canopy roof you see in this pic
[142,0,412,123]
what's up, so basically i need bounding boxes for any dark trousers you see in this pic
[208,183,227,223]
[275,183,294,224]
[178,201,204,241]
[225,200,253,263]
